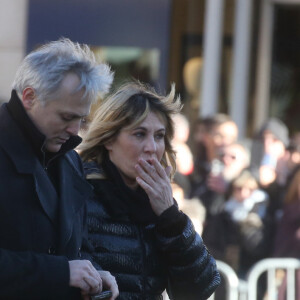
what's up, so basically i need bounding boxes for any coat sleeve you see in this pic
[155,206,221,300]
[0,248,76,299]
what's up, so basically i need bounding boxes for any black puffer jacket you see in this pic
[83,161,220,300]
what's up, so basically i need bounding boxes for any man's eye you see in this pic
[62,116,72,121]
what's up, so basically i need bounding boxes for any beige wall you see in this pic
[0,0,28,102]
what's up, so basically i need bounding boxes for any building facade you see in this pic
[1,0,299,137]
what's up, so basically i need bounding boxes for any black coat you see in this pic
[84,161,220,300]
[0,102,93,299]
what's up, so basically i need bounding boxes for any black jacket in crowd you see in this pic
[83,159,221,300]
[0,91,93,299]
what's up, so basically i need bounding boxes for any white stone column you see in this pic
[199,0,225,117]
[0,0,28,102]
[229,0,254,138]
[253,0,274,130]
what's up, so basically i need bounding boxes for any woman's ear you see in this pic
[21,87,36,111]
[104,140,113,151]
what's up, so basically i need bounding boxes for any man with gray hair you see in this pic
[0,38,118,299]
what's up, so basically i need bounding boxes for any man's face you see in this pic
[219,144,248,180]
[212,121,238,151]
[263,130,285,158]
[23,73,91,152]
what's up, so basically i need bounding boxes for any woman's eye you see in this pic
[155,133,165,140]
[135,132,145,138]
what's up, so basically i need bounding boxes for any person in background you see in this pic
[276,132,300,187]
[172,113,194,176]
[0,38,118,299]
[251,117,289,187]
[273,166,300,258]
[171,113,194,197]
[223,170,269,278]
[171,182,206,235]
[251,118,291,245]
[200,142,251,260]
[190,114,239,200]
[190,116,216,195]
[210,114,238,156]
[80,81,221,299]
[207,142,250,194]
[201,141,250,219]
[273,166,300,300]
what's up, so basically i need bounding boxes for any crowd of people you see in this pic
[172,113,300,284]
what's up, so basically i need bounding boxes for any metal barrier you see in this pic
[247,258,300,300]
[166,258,300,299]
[209,260,240,300]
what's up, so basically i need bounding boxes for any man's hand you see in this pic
[98,270,119,299]
[69,260,102,298]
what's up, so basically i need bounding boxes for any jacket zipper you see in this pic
[41,142,62,171]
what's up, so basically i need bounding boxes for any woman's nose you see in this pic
[144,137,157,153]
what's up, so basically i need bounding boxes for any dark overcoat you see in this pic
[0,102,93,299]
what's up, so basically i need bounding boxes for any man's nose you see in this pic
[66,120,81,136]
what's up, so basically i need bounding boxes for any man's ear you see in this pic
[21,87,36,111]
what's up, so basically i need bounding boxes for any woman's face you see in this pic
[106,111,166,188]
[233,185,254,202]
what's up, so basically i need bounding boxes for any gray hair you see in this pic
[12,38,113,104]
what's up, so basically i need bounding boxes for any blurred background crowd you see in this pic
[171,113,300,282]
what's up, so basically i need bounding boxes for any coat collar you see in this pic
[0,103,41,174]
[0,100,92,252]
[6,90,82,166]
[7,90,49,160]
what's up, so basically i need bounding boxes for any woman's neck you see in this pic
[118,169,138,190]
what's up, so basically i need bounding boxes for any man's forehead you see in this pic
[263,130,275,137]
[57,103,91,117]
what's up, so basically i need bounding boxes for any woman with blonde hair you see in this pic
[80,81,220,299]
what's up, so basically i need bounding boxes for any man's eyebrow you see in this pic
[60,112,88,118]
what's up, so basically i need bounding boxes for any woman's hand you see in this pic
[135,157,174,216]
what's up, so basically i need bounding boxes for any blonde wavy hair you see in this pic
[80,81,182,177]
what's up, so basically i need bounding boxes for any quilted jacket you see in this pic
[83,161,220,300]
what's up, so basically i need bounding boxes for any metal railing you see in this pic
[247,258,300,300]
[209,260,240,300]
[209,258,300,300]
